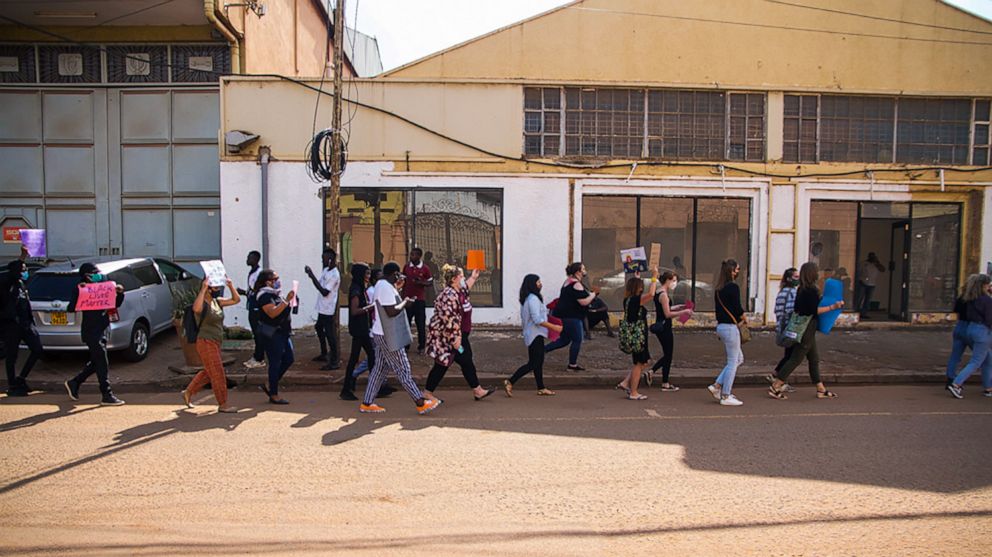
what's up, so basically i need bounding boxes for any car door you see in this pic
[131,261,172,333]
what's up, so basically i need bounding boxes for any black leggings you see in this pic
[4,325,42,386]
[650,322,674,382]
[425,333,479,392]
[343,333,374,394]
[510,337,546,389]
[314,313,339,363]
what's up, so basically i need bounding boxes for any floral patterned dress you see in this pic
[426,285,462,367]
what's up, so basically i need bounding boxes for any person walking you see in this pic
[1,250,42,397]
[616,270,658,400]
[423,265,496,402]
[182,277,241,412]
[709,259,747,406]
[254,269,296,405]
[306,248,340,370]
[238,250,266,369]
[648,270,692,392]
[506,274,561,397]
[948,274,992,399]
[63,263,126,406]
[360,262,440,415]
[402,247,433,354]
[340,263,374,401]
[768,267,800,393]
[545,262,597,371]
[945,276,976,389]
[768,262,844,400]
[857,252,886,319]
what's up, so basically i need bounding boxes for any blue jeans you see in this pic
[544,318,584,366]
[945,321,969,381]
[264,331,294,396]
[715,324,744,396]
[953,323,991,388]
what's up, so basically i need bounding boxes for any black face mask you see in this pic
[210,287,224,298]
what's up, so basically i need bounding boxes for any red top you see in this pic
[402,262,433,301]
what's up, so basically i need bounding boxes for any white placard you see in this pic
[200,259,227,287]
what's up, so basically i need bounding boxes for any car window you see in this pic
[108,268,141,292]
[155,259,185,283]
[132,263,163,287]
[25,274,79,302]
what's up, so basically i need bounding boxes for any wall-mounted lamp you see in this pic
[224,0,266,17]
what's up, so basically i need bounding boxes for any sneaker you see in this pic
[339,390,358,401]
[984,390,992,398]
[660,383,680,392]
[566,364,586,372]
[6,387,29,397]
[720,394,743,406]
[707,384,721,400]
[417,398,441,415]
[243,358,265,369]
[101,393,126,406]
[359,403,386,413]
[64,379,80,401]
[218,406,239,413]
[948,384,963,399]
[311,354,328,362]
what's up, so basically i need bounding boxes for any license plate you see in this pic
[50,311,68,326]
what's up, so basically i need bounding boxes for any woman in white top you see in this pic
[505,274,562,397]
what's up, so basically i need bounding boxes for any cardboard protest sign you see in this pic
[620,247,647,273]
[19,229,46,257]
[648,243,661,270]
[200,260,227,287]
[466,250,486,271]
[76,282,118,311]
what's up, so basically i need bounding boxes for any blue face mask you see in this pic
[88,273,105,283]
[272,279,282,290]
[20,271,29,281]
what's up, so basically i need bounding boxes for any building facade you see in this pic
[218,0,992,328]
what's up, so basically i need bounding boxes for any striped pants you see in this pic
[186,339,228,406]
[363,334,422,405]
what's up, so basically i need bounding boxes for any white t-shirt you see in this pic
[371,279,401,336]
[314,267,340,315]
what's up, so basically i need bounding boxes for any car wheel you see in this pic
[124,321,150,362]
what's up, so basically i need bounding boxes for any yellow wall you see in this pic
[385,0,992,96]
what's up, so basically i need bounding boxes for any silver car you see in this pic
[26,257,200,361]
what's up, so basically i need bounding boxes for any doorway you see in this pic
[855,203,910,320]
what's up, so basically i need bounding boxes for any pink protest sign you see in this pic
[76,282,118,311]
[19,229,46,257]
[678,300,695,324]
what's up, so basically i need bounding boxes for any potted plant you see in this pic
[171,286,202,367]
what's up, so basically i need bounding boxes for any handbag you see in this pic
[618,302,646,354]
[779,313,812,348]
[717,289,751,344]
[255,321,278,341]
[649,318,668,335]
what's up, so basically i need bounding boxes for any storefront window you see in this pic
[695,198,751,311]
[582,196,637,311]
[809,201,858,308]
[909,203,960,312]
[640,197,694,305]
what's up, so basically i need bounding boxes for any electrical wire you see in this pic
[307,0,334,179]
[761,0,992,36]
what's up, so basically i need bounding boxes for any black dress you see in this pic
[624,296,651,365]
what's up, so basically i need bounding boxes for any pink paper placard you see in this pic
[678,300,695,324]
[19,229,46,257]
[76,282,118,311]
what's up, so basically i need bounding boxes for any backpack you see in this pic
[182,302,208,343]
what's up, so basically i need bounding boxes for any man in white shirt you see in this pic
[237,250,265,369]
[360,262,440,415]
[306,249,340,369]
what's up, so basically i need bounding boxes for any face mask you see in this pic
[460,278,467,288]
[271,280,281,290]
[20,271,29,281]
[789,279,799,287]
[88,273,104,283]
[210,288,224,298]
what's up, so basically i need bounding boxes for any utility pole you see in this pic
[328,0,345,253]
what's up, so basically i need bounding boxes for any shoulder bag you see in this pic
[717,288,751,344]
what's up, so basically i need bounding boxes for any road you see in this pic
[0,385,990,556]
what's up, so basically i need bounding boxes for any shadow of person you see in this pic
[0,400,102,434]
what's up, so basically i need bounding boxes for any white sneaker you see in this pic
[243,358,265,369]
[707,384,721,400]
[720,394,743,406]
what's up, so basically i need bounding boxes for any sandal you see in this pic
[643,369,654,387]
[660,383,680,392]
[615,382,630,395]
[626,393,648,400]
[536,388,557,396]
[503,379,513,398]
[474,387,496,401]
[816,390,838,399]
[767,385,788,400]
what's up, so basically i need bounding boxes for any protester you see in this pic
[402,247,433,354]
[423,265,496,401]
[545,262,597,371]
[709,259,746,406]
[424,251,440,304]
[306,248,340,370]
[616,270,658,400]
[857,252,886,319]
[254,269,296,404]
[649,270,692,392]
[768,262,844,400]
[584,297,615,339]
[360,262,440,415]
[948,274,992,399]
[1,248,41,396]
[768,267,799,393]
[506,274,561,396]
[182,277,241,412]
[64,263,126,405]
[237,250,266,369]
[337,263,373,400]
[946,275,978,389]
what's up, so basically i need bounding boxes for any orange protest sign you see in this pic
[466,250,485,271]
[76,282,118,311]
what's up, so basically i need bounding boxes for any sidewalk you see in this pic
[11,326,963,393]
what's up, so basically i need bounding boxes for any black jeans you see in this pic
[4,324,42,387]
[406,300,427,350]
[263,331,294,396]
[343,333,374,394]
[248,307,265,362]
[650,321,674,382]
[510,337,546,389]
[72,336,112,395]
[425,333,479,392]
[315,313,339,364]
[774,345,795,373]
